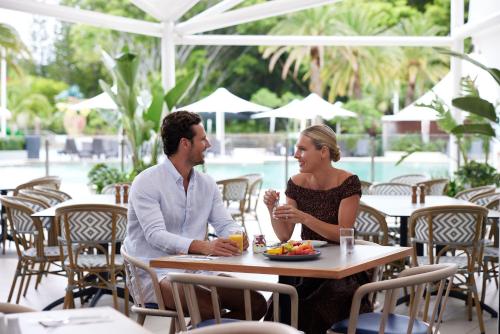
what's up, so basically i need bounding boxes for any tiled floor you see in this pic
[1,208,498,333]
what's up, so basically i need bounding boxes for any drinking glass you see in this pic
[339,228,354,254]
[228,226,244,253]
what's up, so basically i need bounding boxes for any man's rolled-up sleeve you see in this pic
[130,180,193,254]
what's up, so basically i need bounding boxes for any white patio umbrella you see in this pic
[179,87,271,155]
[68,91,117,111]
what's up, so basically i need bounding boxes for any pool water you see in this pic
[0,159,450,191]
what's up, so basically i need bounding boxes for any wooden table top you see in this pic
[5,306,151,334]
[361,195,500,218]
[150,244,412,280]
[31,194,124,217]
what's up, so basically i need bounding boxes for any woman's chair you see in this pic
[416,178,449,195]
[167,272,298,331]
[369,183,412,196]
[328,263,458,334]
[179,321,301,334]
[454,185,495,201]
[1,196,65,304]
[360,181,372,195]
[355,204,388,245]
[56,204,128,314]
[121,246,178,333]
[216,178,249,235]
[389,174,428,186]
[408,205,488,333]
[13,176,61,195]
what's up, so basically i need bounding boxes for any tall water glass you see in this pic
[339,228,354,254]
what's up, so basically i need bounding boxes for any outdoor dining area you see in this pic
[0,171,498,334]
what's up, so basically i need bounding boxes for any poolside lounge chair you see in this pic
[58,138,79,157]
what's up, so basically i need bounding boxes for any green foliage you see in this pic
[341,99,382,134]
[0,136,25,150]
[454,161,500,188]
[0,23,31,74]
[87,163,129,194]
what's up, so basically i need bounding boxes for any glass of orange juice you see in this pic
[228,226,244,253]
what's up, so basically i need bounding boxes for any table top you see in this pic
[5,306,151,334]
[31,194,124,217]
[361,195,500,218]
[150,244,412,280]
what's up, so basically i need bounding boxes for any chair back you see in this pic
[14,176,61,195]
[167,272,298,331]
[18,188,64,206]
[369,182,412,196]
[454,185,495,201]
[56,204,127,269]
[0,303,36,314]
[389,174,428,185]
[360,180,372,195]
[216,178,248,213]
[242,174,263,213]
[34,186,72,201]
[409,205,487,265]
[417,178,449,195]
[355,204,388,245]
[179,321,301,334]
[469,192,500,207]
[335,263,457,334]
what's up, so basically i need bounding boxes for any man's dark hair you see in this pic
[161,111,202,156]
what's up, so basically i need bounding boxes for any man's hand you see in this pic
[189,239,241,256]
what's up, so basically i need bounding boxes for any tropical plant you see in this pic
[99,49,196,174]
[0,23,30,74]
[454,160,500,189]
[87,163,128,194]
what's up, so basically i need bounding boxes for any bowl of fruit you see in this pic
[263,241,320,261]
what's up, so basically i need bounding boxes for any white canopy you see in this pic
[180,87,270,155]
[68,92,117,111]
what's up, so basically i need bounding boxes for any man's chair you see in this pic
[167,272,298,331]
[216,178,249,235]
[454,185,495,201]
[409,205,488,333]
[57,204,128,314]
[389,174,428,186]
[328,263,458,334]
[121,246,178,333]
[417,178,449,195]
[179,321,302,334]
[1,196,65,304]
[369,183,412,196]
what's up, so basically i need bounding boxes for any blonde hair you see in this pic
[301,124,341,162]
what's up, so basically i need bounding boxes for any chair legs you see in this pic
[7,261,22,303]
[136,313,146,325]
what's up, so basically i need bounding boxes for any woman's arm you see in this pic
[274,194,360,242]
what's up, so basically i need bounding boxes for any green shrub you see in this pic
[87,163,129,194]
[454,161,500,188]
[0,136,25,150]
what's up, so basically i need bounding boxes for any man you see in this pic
[124,111,266,320]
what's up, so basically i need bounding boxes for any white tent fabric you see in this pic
[179,87,270,155]
[68,92,117,111]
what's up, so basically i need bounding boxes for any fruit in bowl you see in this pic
[266,241,316,256]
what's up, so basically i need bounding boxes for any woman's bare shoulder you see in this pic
[334,168,355,184]
[290,173,310,187]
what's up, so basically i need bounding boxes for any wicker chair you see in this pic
[179,321,301,334]
[33,186,72,201]
[417,179,449,195]
[121,246,178,333]
[216,178,249,235]
[328,263,458,334]
[369,183,412,196]
[454,185,495,201]
[409,205,488,333]
[57,204,128,314]
[360,181,372,195]
[17,188,65,207]
[355,204,388,245]
[241,174,263,234]
[1,196,65,304]
[13,176,61,195]
[168,272,298,331]
[0,303,36,313]
[389,174,428,186]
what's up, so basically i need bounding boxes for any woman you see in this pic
[263,124,372,333]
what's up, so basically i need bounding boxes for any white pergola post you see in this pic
[161,20,176,92]
[450,0,465,170]
[0,48,7,138]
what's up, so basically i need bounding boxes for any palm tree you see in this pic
[261,7,334,96]
[0,23,30,74]
[390,15,448,106]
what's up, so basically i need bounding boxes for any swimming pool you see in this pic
[0,159,450,191]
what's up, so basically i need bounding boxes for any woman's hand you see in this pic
[263,189,280,212]
[273,204,305,224]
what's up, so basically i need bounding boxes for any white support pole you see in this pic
[0,48,7,138]
[450,0,464,170]
[161,21,176,92]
